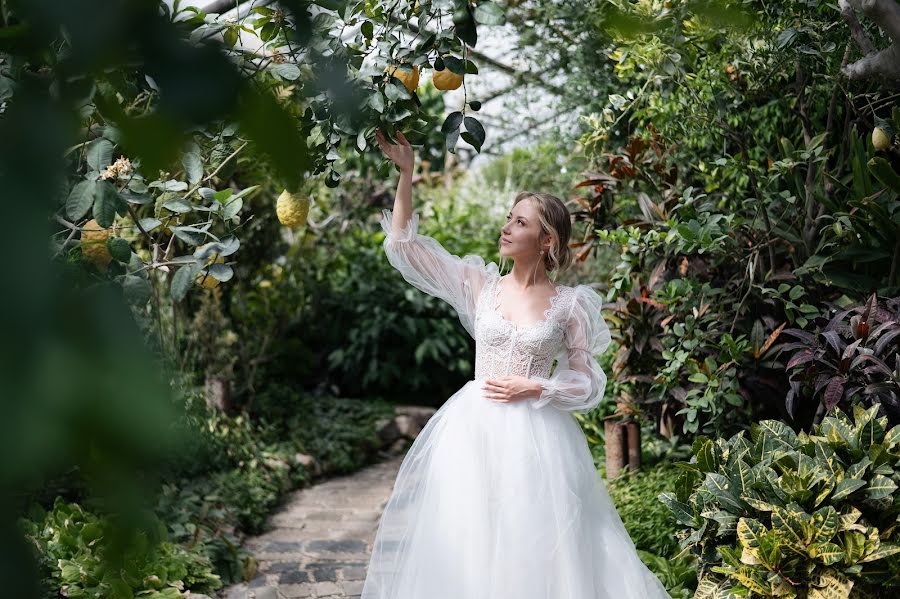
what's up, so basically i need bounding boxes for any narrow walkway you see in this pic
[221,454,404,599]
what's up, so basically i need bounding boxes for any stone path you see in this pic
[221,454,404,599]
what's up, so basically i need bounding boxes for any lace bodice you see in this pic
[379,208,612,413]
[473,273,575,380]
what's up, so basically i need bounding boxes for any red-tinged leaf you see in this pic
[787,349,815,370]
[783,328,815,343]
[823,377,846,411]
[842,338,862,364]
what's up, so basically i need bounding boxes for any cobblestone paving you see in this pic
[221,454,404,599]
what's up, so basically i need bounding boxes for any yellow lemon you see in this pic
[80,219,113,271]
[384,64,420,93]
[276,190,310,228]
[873,127,892,151]
[432,67,463,91]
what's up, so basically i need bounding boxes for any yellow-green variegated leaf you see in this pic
[846,457,871,480]
[830,478,866,501]
[837,507,864,532]
[865,474,897,500]
[740,545,762,565]
[810,505,839,544]
[694,574,738,599]
[860,543,900,563]
[772,505,810,547]
[744,496,778,512]
[737,517,767,551]
[809,541,844,564]
[814,477,836,508]
[808,569,854,599]
[884,425,900,449]
[729,566,769,595]
[841,531,866,564]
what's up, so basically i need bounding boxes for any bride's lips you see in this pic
[500,237,511,244]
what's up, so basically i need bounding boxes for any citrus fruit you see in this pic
[276,190,310,228]
[385,64,420,93]
[873,127,892,151]
[432,67,463,91]
[81,219,113,271]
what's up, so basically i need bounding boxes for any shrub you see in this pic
[781,293,900,427]
[661,406,900,597]
[20,497,222,599]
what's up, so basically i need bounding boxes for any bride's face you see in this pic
[499,200,546,259]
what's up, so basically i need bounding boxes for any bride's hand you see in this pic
[375,128,414,174]
[481,376,543,404]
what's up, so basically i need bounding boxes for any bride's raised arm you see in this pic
[375,129,493,339]
[379,208,493,340]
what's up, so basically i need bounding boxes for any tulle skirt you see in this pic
[360,378,671,599]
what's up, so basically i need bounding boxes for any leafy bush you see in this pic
[661,406,900,597]
[21,498,222,599]
[782,292,900,426]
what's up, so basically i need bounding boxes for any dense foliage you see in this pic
[662,406,900,597]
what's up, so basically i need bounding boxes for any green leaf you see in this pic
[771,504,810,547]
[162,198,192,213]
[223,197,243,220]
[695,438,720,472]
[122,274,152,305]
[181,150,203,184]
[369,92,385,113]
[107,237,131,263]
[92,181,123,227]
[272,63,301,81]
[86,138,114,172]
[658,492,694,527]
[474,2,505,25]
[138,217,162,233]
[463,116,485,148]
[868,157,900,193]
[460,131,481,151]
[171,263,199,301]
[208,263,233,282]
[441,111,463,133]
[66,180,97,221]
[171,226,207,246]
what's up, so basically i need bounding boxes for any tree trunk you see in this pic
[626,420,642,472]
[205,375,231,413]
[605,420,627,480]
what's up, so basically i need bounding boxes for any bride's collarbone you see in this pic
[493,277,563,327]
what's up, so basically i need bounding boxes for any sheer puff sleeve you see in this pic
[380,208,496,339]
[529,284,612,413]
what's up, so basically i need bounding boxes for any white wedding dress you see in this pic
[360,209,671,599]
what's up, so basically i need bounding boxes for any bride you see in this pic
[360,129,671,599]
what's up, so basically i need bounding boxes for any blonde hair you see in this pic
[507,191,573,275]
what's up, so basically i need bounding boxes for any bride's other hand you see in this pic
[481,376,543,404]
[375,128,414,174]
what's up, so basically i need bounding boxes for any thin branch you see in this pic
[839,0,876,54]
